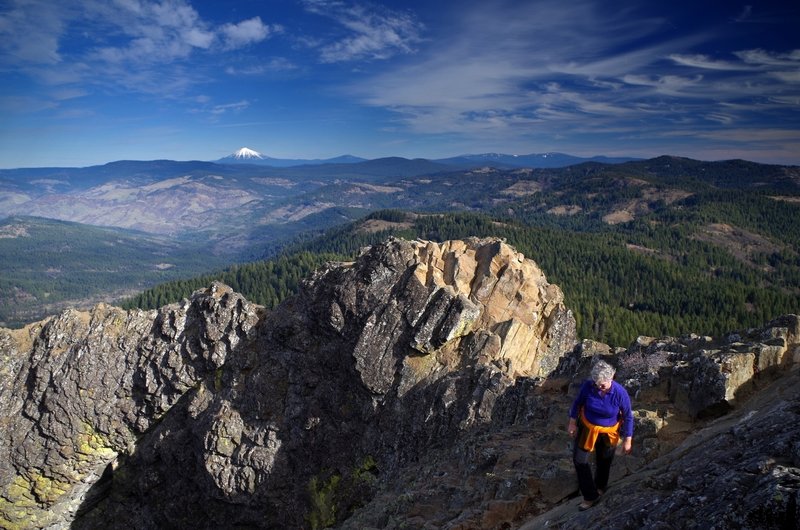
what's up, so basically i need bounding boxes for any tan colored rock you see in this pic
[407,238,573,378]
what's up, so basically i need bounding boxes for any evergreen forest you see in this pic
[5,156,799,347]
[124,200,800,347]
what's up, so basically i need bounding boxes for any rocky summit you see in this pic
[0,237,798,529]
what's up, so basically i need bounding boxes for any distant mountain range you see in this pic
[434,152,638,168]
[2,154,798,328]
[214,148,638,169]
[217,147,367,167]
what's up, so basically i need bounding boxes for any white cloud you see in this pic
[77,0,217,65]
[671,49,800,72]
[704,113,735,125]
[302,0,423,62]
[225,58,297,76]
[0,0,292,139]
[347,0,669,135]
[621,74,704,96]
[771,71,800,83]
[694,128,800,145]
[0,0,65,64]
[0,0,280,100]
[184,27,215,49]
[221,17,277,50]
[668,54,751,71]
[735,48,800,67]
[211,100,250,115]
[734,5,753,23]
[51,88,90,101]
[0,95,59,114]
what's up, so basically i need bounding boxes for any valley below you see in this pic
[2,155,799,344]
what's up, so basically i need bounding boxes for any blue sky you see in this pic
[0,0,798,168]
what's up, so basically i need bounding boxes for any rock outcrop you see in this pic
[0,237,575,529]
[1,237,798,529]
[0,285,261,529]
[341,314,800,529]
[518,321,800,529]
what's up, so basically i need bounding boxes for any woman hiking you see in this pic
[567,359,634,510]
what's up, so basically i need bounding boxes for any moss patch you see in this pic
[305,456,380,529]
[306,474,341,530]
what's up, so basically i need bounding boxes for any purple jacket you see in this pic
[569,379,634,438]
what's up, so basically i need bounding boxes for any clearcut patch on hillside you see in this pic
[602,188,694,225]
[602,209,635,224]
[501,181,542,197]
[262,202,336,222]
[547,205,583,216]
[625,243,676,263]
[357,219,415,233]
[694,223,783,269]
[0,223,30,238]
[769,195,800,204]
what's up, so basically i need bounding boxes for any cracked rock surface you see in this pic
[0,237,574,528]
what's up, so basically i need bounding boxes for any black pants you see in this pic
[573,423,616,501]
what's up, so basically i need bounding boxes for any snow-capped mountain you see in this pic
[216,148,366,167]
[229,147,265,160]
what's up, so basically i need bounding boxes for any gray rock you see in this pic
[0,238,575,529]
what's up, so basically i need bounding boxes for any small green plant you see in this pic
[305,456,379,529]
[353,456,377,484]
[306,474,341,530]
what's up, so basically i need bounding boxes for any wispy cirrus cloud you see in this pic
[225,58,298,76]
[0,0,66,65]
[210,100,251,115]
[735,48,800,67]
[668,54,753,71]
[346,0,800,157]
[669,49,800,71]
[301,0,423,62]
[347,0,675,134]
[620,74,705,97]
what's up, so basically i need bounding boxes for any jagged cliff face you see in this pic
[0,284,261,528]
[0,237,575,528]
[1,237,798,529]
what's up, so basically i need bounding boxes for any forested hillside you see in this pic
[0,217,230,327]
[125,203,800,347]
[7,156,800,345]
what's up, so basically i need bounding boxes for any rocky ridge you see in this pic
[0,237,798,529]
[0,237,573,528]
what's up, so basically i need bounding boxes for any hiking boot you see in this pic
[579,491,602,511]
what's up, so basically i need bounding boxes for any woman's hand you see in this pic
[567,418,577,438]
[623,437,633,454]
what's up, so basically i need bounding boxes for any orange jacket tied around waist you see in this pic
[578,409,620,452]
